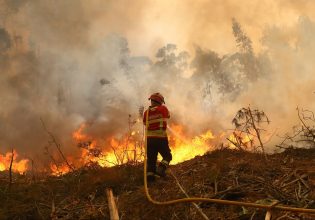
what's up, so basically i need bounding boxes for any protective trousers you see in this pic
[147,137,172,177]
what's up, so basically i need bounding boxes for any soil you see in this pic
[1,147,315,220]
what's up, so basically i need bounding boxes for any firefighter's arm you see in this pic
[163,106,170,119]
[143,110,146,125]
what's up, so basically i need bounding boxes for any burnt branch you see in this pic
[44,146,60,174]
[232,106,270,157]
[8,148,14,189]
[277,107,315,149]
[40,118,74,172]
[297,107,315,141]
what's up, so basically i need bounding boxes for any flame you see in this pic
[0,121,265,176]
[51,122,256,176]
[168,124,215,164]
[50,163,71,176]
[65,122,217,174]
[70,124,144,171]
[95,134,144,167]
[0,123,255,176]
[72,123,88,141]
[0,150,29,174]
[227,131,254,149]
[0,163,5,172]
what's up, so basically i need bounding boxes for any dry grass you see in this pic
[1,148,315,219]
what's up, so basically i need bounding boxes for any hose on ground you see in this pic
[143,108,315,214]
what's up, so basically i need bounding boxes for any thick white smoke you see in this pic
[0,0,315,166]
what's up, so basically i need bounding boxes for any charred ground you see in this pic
[1,147,315,220]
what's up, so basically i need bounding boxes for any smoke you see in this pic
[1,0,315,164]
[212,16,315,151]
[244,16,315,142]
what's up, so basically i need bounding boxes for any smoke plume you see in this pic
[1,0,315,165]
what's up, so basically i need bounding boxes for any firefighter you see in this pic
[143,92,172,182]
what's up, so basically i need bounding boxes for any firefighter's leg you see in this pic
[147,138,158,182]
[156,138,172,177]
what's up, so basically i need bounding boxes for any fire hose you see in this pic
[143,109,315,214]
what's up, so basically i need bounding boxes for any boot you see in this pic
[147,172,160,183]
[147,172,155,182]
[147,175,155,182]
[156,163,167,177]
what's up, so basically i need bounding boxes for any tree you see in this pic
[191,47,221,80]
[232,18,263,81]
[231,106,270,157]
[154,43,189,76]
[232,18,253,55]
[0,27,11,53]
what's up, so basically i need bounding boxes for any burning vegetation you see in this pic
[0,150,29,174]
[0,14,272,177]
[45,120,221,176]
[0,107,269,177]
[2,107,315,219]
[1,0,315,219]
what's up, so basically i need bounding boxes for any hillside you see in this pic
[1,148,315,219]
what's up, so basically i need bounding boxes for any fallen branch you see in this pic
[170,170,210,220]
[281,174,308,189]
[50,197,56,220]
[35,201,45,220]
[106,188,119,220]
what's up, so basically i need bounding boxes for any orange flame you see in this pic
[69,122,218,171]
[227,131,254,149]
[51,122,257,176]
[72,123,88,141]
[50,163,71,176]
[0,150,29,174]
[0,122,261,177]
[68,123,142,171]
[168,124,215,164]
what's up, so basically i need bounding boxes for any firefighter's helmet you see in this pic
[148,93,165,104]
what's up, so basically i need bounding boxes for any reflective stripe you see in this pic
[147,172,155,176]
[159,118,163,129]
[147,172,161,178]
[161,160,170,166]
[147,129,167,137]
[146,106,168,138]
[148,118,167,124]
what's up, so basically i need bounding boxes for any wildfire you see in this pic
[50,163,71,176]
[0,150,29,174]
[168,124,215,164]
[72,123,89,141]
[1,122,255,177]
[69,123,144,171]
[0,163,5,171]
[67,122,217,173]
[227,131,254,150]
